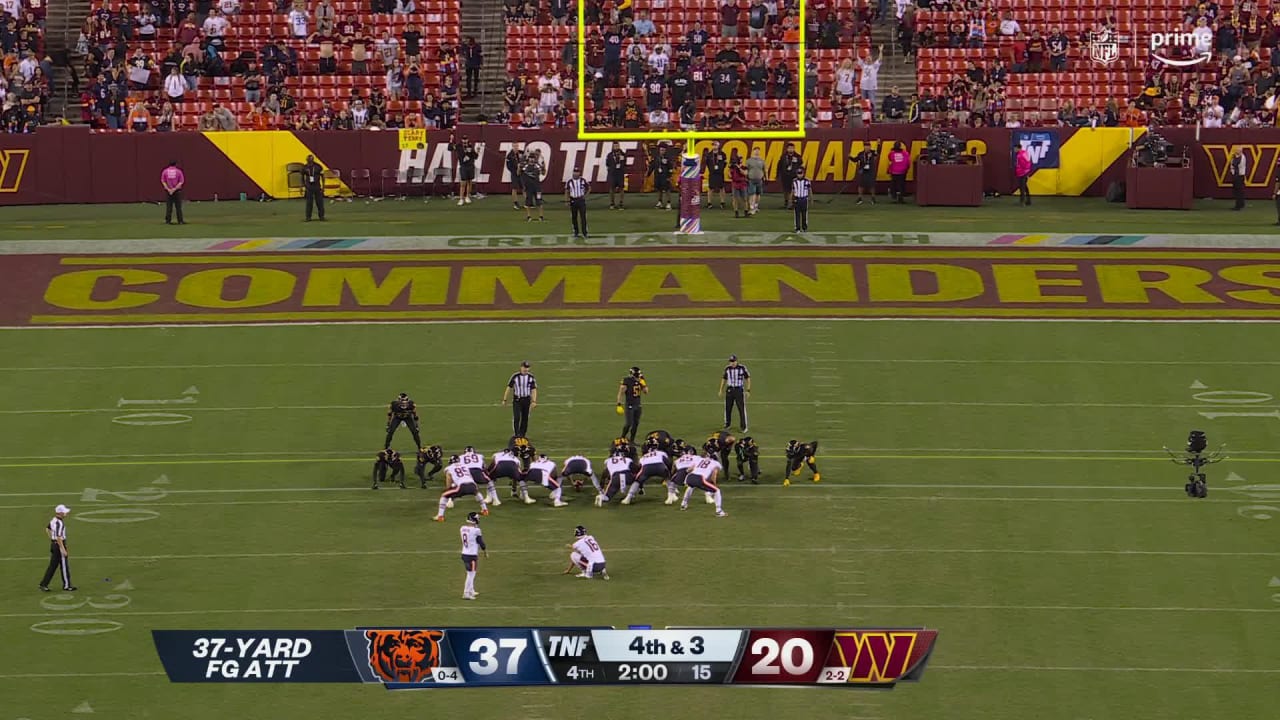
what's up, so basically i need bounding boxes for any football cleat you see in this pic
[594,495,604,507]
[446,499,455,508]
[553,500,569,507]
[813,473,822,483]
[463,593,475,600]
[523,496,536,505]
[432,515,445,522]
[489,496,502,507]
[679,504,688,511]
[704,492,715,504]
[620,496,632,505]
[480,508,490,516]
[664,494,676,505]
[601,571,611,580]
[575,572,588,578]
[715,510,728,518]
[783,478,791,487]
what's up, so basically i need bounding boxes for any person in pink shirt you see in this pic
[1014,146,1032,206]
[887,141,910,203]
[161,160,186,225]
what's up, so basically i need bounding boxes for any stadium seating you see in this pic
[78,0,461,130]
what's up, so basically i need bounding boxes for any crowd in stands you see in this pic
[903,0,1280,128]
[70,0,470,131]
[0,0,52,133]
[13,0,1280,132]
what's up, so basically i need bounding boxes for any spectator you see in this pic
[461,36,481,98]
[286,5,308,39]
[746,56,767,99]
[1047,27,1069,70]
[212,102,238,129]
[1121,99,1145,126]
[634,10,655,36]
[376,30,399,67]
[720,0,740,38]
[804,99,817,127]
[202,9,229,47]
[687,20,709,57]
[219,0,240,15]
[335,107,353,129]
[401,23,421,63]
[337,15,363,45]
[858,46,882,104]
[998,10,1020,37]
[967,14,986,47]
[351,99,368,128]
[127,100,151,131]
[177,13,200,44]
[748,0,767,38]
[772,59,791,98]
[1026,29,1046,71]
[198,108,217,129]
[648,43,669,76]
[136,6,158,40]
[520,98,542,127]
[712,58,739,99]
[648,105,669,127]
[405,63,424,100]
[834,57,855,100]
[162,65,185,102]
[156,100,174,131]
[393,0,415,15]
[882,86,905,120]
[627,44,645,87]
[550,0,570,26]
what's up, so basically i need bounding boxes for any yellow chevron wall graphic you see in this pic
[1028,127,1145,196]
[204,131,352,199]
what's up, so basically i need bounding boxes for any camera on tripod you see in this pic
[1134,132,1173,167]
[924,131,964,164]
[1163,430,1224,498]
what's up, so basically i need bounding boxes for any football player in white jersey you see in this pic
[460,512,488,599]
[560,454,599,493]
[435,455,491,522]
[487,447,523,501]
[624,442,669,505]
[667,445,700,505]
[597,449,638,506]
[563,525,609,579]
[461,445,501,506]
[523,453,568,506]
[681,446,727,517]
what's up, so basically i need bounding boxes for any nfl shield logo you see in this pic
[1089,30,1119,65]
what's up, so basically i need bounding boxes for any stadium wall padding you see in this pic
[4,126,1280,205]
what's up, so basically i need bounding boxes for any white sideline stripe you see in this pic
[0,399,1249,415]
[1,546,1276,563]
[930,665,1280,675]
[0,601,1272,620]
[9,355,1280,371]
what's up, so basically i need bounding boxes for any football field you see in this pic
[1,319,1279,719]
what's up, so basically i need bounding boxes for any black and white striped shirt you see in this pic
[792,178,812,199]
[566,177,588,198]
[508,372,537,398]
[723,364,750,388]
[48,517,66,541]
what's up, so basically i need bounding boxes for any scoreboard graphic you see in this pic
[153,627,938,689]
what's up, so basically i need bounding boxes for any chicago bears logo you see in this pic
[365,629,445,683]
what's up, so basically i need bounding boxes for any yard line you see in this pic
[1,546,1275,564]
[0,601,1271,621]
[7,356,1280,372]
[0,399,1252,416]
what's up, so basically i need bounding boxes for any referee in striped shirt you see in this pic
[39,504,75,592]
[566,168,590,238]
[502,361,538,437]
[718,354,751,432]
[792,167,812,232]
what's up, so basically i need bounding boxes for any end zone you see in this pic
[7,248,1280,326]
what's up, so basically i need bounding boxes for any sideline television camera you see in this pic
[1163,430,1225,498]
[1134,131,1173,167]
[924,130,965,164]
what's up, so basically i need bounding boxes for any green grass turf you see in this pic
[0,320,1278,720]
[2,194,1278,240]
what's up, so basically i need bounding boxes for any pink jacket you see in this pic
[1015,149,1032,178]
[888,149,910,175]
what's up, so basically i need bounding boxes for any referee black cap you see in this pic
[728,354,737,361]
[521,360,531,368]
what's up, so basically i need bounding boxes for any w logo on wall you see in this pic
[1013,131,1059,173]
[0,149,30,192]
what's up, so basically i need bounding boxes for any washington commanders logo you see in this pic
[0,149,29,193]
[1202,144,1280,187]
[365,629,445,683]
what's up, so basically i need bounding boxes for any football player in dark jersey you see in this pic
[735,436,760,484]
[415,445,444,488]
[705,430,737,470]
[617,366,648,443]
[372,448,406,490]
[783,440,820,486]
[385,392,423,449]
